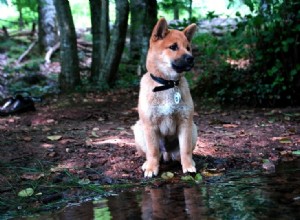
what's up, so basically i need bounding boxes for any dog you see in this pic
[132,18,198,177]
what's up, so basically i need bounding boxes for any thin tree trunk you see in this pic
[38,0,58,52]
[188,0,192,20]
[99,0,129,86]
[54,0,81,92]
[130,0,144,60]
[38,0,58,53]
[100,0,109,61]
[140,0,157,74]
[89,0,109,82]
[130,0,157,75]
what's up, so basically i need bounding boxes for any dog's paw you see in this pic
[142,161,159,178]
[182,159,196,173]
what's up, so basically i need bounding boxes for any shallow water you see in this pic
[22,160,300,220]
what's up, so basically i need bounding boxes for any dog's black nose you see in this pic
[185,55,194,64]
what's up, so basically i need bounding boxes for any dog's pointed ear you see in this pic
[183,24,197,42]
[151,18,169,41]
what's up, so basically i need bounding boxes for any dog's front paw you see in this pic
[182,159,196,173]
[142,161,159,178]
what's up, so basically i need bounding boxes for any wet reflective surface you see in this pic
[23,160,300,220]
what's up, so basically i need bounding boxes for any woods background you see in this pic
[0,0,299,106]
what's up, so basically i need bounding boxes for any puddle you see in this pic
[18,160,300,220]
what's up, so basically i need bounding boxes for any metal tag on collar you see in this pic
[174,87,181,104]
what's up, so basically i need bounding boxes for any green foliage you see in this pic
[194,0,300,106]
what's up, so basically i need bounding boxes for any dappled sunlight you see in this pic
[226,58,250,69]
[91,136,135,147]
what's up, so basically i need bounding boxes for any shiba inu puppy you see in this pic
[132,18,198,177]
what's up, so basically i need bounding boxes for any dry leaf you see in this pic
[47,135,62,141]
[223,124,238,128]
[23,136,32,142]
[21,173,44,180]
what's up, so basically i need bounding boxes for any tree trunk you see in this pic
[38,0,58,53]
[188,0,192,20]
[89,0,109,82]
[130,0,157,75]
[130,0,144,61]
[54,0,81,92]
[98,0,129,86]
[18,7,24,30]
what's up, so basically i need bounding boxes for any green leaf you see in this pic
[18,188,34,197]
[181,175,194,181]
[292,150,300,156]
[47,135,62,141]
[194,173,203,182]
[78,178,91,185]
[279,138,292,144]
[161,172,174,180]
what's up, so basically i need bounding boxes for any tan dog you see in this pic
[132,18,198,177]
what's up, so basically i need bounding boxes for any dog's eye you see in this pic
[169,43,178,51]
[187,46,191,51]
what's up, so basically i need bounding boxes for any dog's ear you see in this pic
[183,24,197,42]
[151,18,169,41]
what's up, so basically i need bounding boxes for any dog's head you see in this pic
[146,18,197,79]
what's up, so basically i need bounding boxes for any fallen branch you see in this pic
[77,39,92,47]
[45,42,60,64]
[77,43,92,53]
[16,39,38,64]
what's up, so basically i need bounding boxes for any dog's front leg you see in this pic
[178,122,196,173]
[142,128,160,177]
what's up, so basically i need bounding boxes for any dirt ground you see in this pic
[1,88,299,187]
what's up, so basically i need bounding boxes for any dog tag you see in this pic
[174,92,181,104]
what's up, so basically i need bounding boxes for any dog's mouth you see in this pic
[171,54,195,73]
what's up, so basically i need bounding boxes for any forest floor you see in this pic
[2,88,300,180]
[0,88,300,214]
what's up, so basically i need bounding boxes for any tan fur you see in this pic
[132,18,198,177]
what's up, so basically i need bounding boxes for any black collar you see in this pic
[150,73,180,92]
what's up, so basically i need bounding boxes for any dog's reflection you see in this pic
[55,186,207,220]
[139,186,207,219]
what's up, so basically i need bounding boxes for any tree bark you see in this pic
[54,0,81,92]
[188,0,192,20]
[98,0,129,86]
[140,0,157,74]
[38,0,58,53]
[130,0,157,74]
[89,0,110,82]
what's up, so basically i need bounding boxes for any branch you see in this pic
[45,42,60,64]
[16,39,38,64]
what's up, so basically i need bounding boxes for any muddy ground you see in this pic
[0,88,300,214]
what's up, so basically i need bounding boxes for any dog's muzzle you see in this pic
[171,54,194,73]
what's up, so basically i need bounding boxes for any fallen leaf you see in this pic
[279,137,292,144]
[181,175,194,181]
[18,188,34,197]
[47,135,62,141]
[21,173,44,180]
[78,178,91,185]
[262,160,275,172]
[161,172,174,180]
[91,131,99,138]
[223,124,238,128]
[194,173,203,182]
[46,119,55,124]
[292,150,300,156]
[23,136,32,142]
